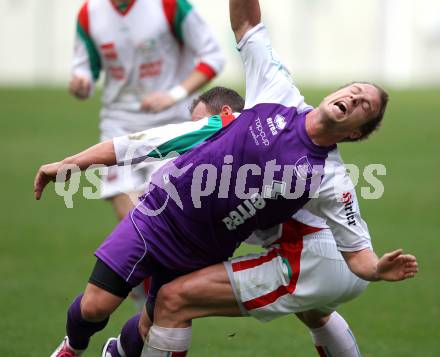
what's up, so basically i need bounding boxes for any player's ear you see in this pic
[220,105,233,116]
[348,129,362,140]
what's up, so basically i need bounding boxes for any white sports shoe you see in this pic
[101,337,119,357]
[50,336,83,357]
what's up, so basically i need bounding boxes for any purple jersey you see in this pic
[132,103,335,271]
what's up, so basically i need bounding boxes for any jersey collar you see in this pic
[110,0,136,16]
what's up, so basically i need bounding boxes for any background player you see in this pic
[70,0,224,221]
[70,0,224,309]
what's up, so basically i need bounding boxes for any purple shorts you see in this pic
[95,212,160,287]
[95,212,183,310]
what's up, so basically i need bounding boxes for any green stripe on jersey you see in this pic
[77,23,102,81]
[282,257,293,280]
[147,115,222,159]
[117,2,129,12]
[173,0,193,42]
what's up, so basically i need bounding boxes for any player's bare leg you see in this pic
[110,192,140,221]
[107,263,240,356]
[142,263,240,356]
[296,310,361,357]
[52,283,124,356]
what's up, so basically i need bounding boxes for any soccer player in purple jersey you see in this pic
[35,1,418,356]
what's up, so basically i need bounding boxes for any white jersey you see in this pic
[112,23,372,252]
[73,0,225,135]
[238,23,372,252]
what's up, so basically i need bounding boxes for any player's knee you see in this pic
[296,311,331,329]
[156,283,186,318]
[80,295,112,322]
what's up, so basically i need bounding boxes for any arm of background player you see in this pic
[70,2,101,100]
[34,141,115,200]
[141,0,224,112]
[34,115,229,200]
[342,249,418,282]
[230,0,261,43]
[113,115,228,166]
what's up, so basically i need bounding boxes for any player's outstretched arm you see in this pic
[34,140,116,200]
[229,0,261,42]
[342,248,419,282]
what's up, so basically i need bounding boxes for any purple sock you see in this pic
[66,294,109,350]
[120,313,144,357]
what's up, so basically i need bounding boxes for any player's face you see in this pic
[191,101,213,121]
[319,83,382,135]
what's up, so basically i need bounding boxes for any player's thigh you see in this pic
[110,192,141,221]
[155,263,242,326]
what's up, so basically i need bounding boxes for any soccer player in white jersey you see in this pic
[70,0,224,221]
[70,0,224,310]
[35,1,419,356]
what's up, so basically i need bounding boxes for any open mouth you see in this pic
[334,101,347,114]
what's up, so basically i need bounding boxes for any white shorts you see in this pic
[99,164,152,199]
[225,222,368,322]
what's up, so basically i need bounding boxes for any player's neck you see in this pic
[113,0,130,5]
[305,109,341,147]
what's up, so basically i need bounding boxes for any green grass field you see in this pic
[1,86,439,356]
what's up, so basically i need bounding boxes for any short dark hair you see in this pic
[342,82,389,142]
[190,86,245,115]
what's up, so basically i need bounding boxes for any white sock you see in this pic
[310,312,361,357]
[141,324,191,357]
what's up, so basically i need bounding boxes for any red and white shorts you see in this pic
[225,220,368,322]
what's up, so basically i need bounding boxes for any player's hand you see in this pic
[69,75,91,100]
[34,162,64,200]
[376,249,418,281]
[141,92,176,113]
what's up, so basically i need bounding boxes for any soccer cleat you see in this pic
[101,337,124,357]
[50,336,83,357]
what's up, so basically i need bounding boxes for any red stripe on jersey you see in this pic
[78,2,90,34]
[109,0,136,16]
[232,249,279,272]
[162,0,177,31]
[279,219,323,244]
[195,62,217,79]
[100,43,115,50]
[220,114,236,127]
[315,346,328,357]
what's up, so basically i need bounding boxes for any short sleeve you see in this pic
[305,150,373,252]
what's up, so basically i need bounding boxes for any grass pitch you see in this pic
[0,86,439,356]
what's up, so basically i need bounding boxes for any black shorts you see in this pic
[89,258,132,298]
